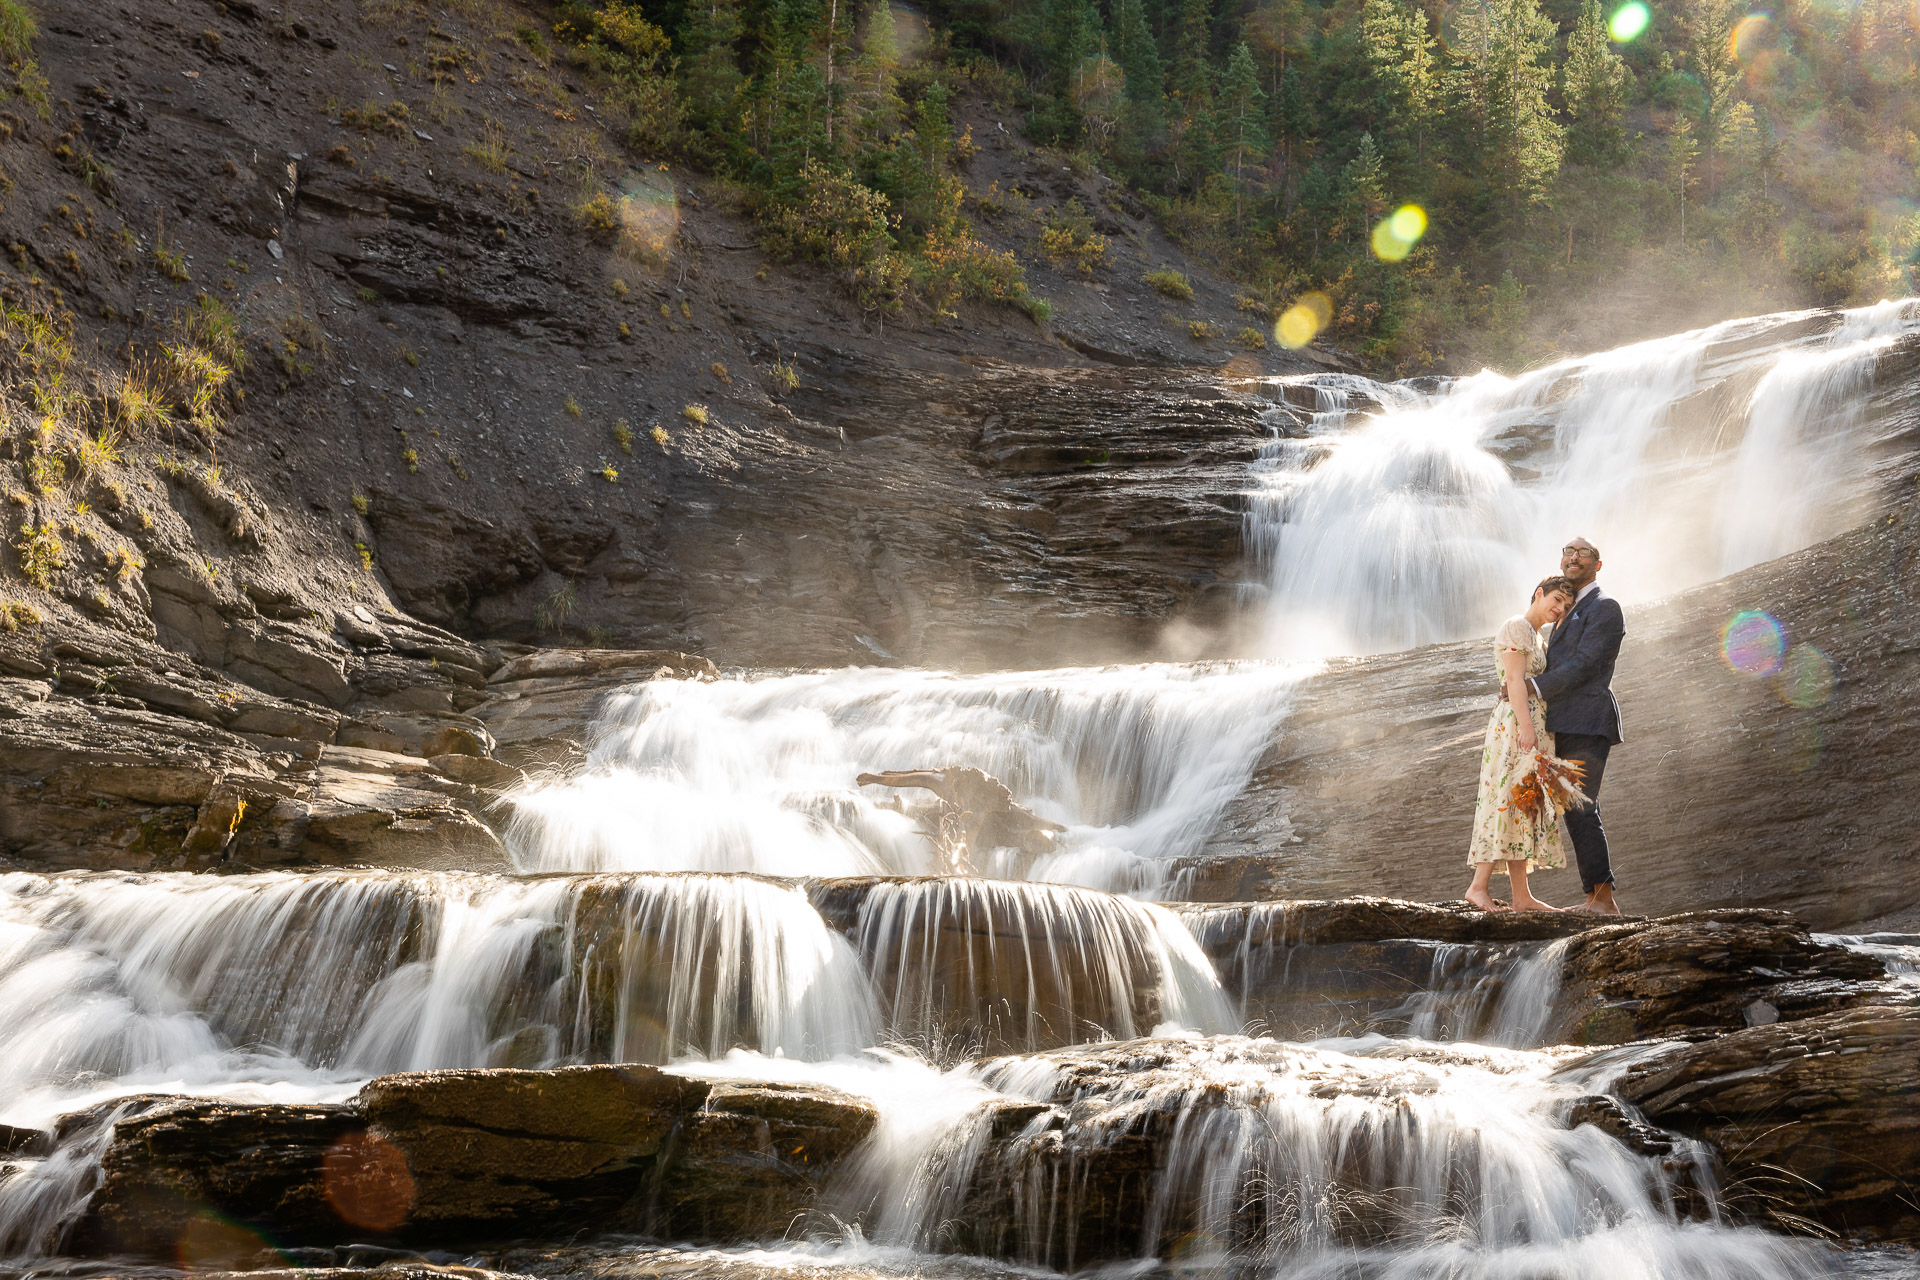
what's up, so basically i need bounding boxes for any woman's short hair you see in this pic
[1534,574,1578,601]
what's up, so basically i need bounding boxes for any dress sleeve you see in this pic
[1494,616,1537,656]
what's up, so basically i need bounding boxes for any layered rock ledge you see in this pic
[1618,1004,1920,1241]
[60,1065,874,1261]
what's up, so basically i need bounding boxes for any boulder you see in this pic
[1616,1004,1920,1241]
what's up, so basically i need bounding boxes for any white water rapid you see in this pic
[3,302,1916,1278]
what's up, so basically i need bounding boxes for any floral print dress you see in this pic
[1466,615,1569,873]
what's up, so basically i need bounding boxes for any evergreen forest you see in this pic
[554,0,1920,369]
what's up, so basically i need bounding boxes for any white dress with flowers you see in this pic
[1466,616,1569,873]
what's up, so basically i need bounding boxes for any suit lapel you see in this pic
[1551,589,1598,652]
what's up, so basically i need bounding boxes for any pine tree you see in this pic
[1244,0,1309,86]
[1450,0,1563,219]
[679,0,747,140]
[1112,0,1168,169]
[1562,0,1628,166]
[1667,112,1697,246]
[1172,0,1215,107]
[1689,0,1739,193]
[1114,0,1165,106]
[1361,0,1437,161]
[854,0,902,143]
[1345,130,1388,240]
[1218,41,1270,228]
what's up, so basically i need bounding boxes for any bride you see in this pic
[1465,575,1591,912]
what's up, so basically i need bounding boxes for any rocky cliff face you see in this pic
[0,0,1315,684]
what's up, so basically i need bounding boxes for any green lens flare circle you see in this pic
[1608,1,1651,41]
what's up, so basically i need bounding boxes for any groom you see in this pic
[1530,537,1625,915]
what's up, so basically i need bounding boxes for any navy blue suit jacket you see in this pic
[1534,587,1625,743]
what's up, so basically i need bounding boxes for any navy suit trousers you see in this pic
[1554,732,1614,892]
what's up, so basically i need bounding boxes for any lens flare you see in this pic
[1371,204,1428,262]
[1275,292,1333,349]
[1773,644,1835,708]
[1721,610,1785,674]
[1730,12,1772,60]
[615,169,680,262]
[1608,1,1651,41]
[323,1130,416,1232]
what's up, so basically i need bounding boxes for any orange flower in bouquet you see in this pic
[1508,751,1592,822]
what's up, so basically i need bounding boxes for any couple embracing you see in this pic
[1464,538,1624,916]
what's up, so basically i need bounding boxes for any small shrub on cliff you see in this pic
[0,0,39,62]
[1146,267,1194,301]
[597,462,618,482]
[1187,319,1217,341]
[650,424,670,447]
[343,100,412,136]
[575,192,620,241]
[611,419,633,453]
[1237,326,1269,350]
[564,395,582,417]
[14,521,63,588]
[463,119,512,174]
[0,599,44,631]
[153,239,189,284]
[681,403,707,425]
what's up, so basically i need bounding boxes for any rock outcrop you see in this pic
[70,1064,876,1260]
[1617,1004,1920,1241]
[0,621,716,872]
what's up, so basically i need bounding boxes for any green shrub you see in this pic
[0,0,38,62]
[1147,267,1194,301]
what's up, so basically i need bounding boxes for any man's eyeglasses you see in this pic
[1561,545,1599,559]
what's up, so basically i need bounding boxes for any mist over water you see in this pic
[1247,300,1919,658]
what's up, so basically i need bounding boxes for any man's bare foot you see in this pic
[1464,887,1511,912]
[1510,896,1561,912]
[1570,886,1622,916]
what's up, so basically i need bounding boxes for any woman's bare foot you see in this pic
[1464,887,1511,912]
[1510,895,1561,912]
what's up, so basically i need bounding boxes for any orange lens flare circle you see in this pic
[323,1130,416,1234]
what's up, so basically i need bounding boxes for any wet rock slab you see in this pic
[67,1065,876,1260]
[1179,899,1898,1044]
[1617,1004,1920,1241]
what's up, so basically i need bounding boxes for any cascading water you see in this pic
[1245,300,1920,657]
[850,878,1233,1053]
[504,661,1309,896]
[837,1035,1838,1280]
[5,304,1916,1276]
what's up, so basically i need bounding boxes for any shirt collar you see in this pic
[1574,581,1600,606]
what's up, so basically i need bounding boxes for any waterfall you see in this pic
[505,661,1309,895]
[6,304,1916,1276]
[0,870,1244,1132]
[0,869,874,1125]
[1246,300,1920,657]
[838,1035,1832,1279]
[851,879,1234,1054]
